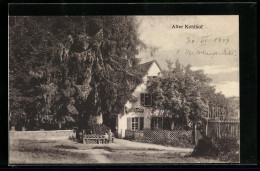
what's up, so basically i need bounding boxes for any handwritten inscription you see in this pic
[176,48,237,58]
[186,36,230,46]
[187,49,235,56]
[173,35,236,59]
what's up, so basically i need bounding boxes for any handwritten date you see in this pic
[186,36,229,45]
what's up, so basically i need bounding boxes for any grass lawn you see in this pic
[105,153,224,163]
[9,138,224,164]
[9,139,96,164]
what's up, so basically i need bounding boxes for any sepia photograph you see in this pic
[9,15,240,164]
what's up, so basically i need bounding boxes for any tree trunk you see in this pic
[95,113,103,124]
[192,123,197,145]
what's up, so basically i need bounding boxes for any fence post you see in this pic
[143,129,146,142]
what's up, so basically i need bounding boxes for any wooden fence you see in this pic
[125,129,193,144]
[205,119,240,139]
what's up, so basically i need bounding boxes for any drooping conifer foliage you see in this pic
[9,16,143,130]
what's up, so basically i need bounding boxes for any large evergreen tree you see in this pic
[9,16,143,130]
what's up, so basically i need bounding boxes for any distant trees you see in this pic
[146,60,231,129]
[9,16,143,130]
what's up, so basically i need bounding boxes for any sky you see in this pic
[135,16,239,98]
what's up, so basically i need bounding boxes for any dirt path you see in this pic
[74,139,194,163]
[62,138,193,163]
[61,148,111,163]
[113,138,193,153]
[88,149,111,163]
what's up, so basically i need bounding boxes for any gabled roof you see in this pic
[139,60,162,75]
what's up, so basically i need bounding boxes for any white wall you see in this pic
[117,61,161,138]
[9,130,75,140]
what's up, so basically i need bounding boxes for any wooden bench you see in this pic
[83,134,115,144]
[83,134,105,144]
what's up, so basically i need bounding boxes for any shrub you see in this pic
[91,124,110,135]
[87,115,111,135]
[191,136,219,158]
[191,136,240,162]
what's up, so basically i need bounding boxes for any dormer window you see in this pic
[147,76,158,85]
[140,93,152,107]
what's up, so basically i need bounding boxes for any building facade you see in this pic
[116,60,173,138]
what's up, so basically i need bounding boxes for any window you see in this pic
[151,117,171,130]
[140,93,152,106]
[131,117,144,130]
[132,118,138,130]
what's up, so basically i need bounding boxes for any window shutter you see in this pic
[127,118,132,130]
[140,93,145,106]
[144,94,148,106]
[139,117,144,130]
[151,94,155,106]
[148,94,152,106]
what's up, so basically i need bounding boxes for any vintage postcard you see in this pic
[9,15,239,164]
